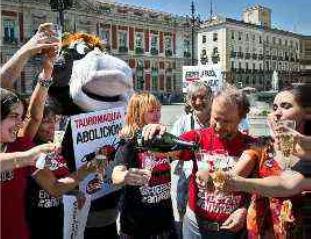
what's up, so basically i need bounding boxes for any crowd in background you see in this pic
[1,23,310,239]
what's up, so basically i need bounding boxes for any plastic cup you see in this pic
[53,130,65,147]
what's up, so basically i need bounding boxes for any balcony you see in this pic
[265,55,271,60]
[165,49,173,57]
[184,51,191,58]
[231,52,237,58]
[150,47,158,55]
[135,47,144,55]
[237,52,244,59]
[211,54,220,64]
[3,36,18,45]
[200,56,208,65]
[118,46,128,53]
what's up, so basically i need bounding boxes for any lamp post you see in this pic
[188,1,201,66]
[49,0,73,32]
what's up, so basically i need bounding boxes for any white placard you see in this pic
[70,107,125,200]
[63,194,91,239]
[182,65,223,93]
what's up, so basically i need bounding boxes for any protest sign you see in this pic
[63,194,91,239]
[182,65,223,93]
[70,107,125,200]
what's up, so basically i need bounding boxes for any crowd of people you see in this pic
[1,22,310,239]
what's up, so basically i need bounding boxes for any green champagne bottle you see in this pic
[135,130,198,152]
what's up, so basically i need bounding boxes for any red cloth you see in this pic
[179,127,254,222]
[245,149,302,238]
[1,137,35,239]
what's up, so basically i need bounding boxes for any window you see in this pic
[245,62,249,70]
[266,35,269,44]
[165,36,172,56]
[252,34,256,42]
[246,33,249,41]
[253,63,256,70]
[272,37,276,44]
[118,31,128,52]
[135,32,144,48]
[202,35,206,43]
[231,61,234,69]
[231,31,235,39]
[259,36,262,44]
[183,39,191,57]
[150,33,159,55]
[100,29,110,46]
[119,31,128,47]
[3,18,17,44]
[238,32,242,40]
[213,33,218,42]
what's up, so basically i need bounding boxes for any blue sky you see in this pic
[117,0,311,35]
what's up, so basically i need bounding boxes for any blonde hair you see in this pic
[121,92,161,139]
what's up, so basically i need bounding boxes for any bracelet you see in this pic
[38,77,53,88]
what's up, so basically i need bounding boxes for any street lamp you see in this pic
[187,1,201,66]
[49,0,73,32]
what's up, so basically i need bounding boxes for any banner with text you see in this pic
[63,194,91,239]
[71,107,125,200]
[182,65,223,93]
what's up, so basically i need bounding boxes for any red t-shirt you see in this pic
[1,137,35,239]
[179,127,254,223]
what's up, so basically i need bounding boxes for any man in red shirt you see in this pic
[143,85,255,238]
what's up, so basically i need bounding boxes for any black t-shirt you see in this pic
[27,153,70,239]
[115,140,175,236]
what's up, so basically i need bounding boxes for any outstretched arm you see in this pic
[229,172,309,197]
[0,143,56,172]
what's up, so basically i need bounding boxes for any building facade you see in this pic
[1,0,193,99]
[300,36,311,82]
[197,5,301,90]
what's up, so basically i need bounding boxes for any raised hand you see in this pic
[22,23,59,57]
[142,124,167,141]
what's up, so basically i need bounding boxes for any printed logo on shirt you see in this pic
[0,170,14,183]
[196,191,242,214]
[37,189,61,208]
[140,183,171,204]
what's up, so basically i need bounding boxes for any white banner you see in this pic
[63,194,91,239]
[182,65,223,93]
[70,107,125,200]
